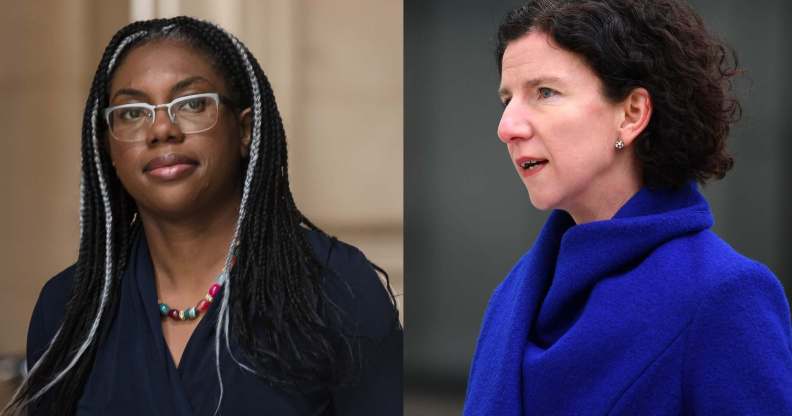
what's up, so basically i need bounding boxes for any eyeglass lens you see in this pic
[108,95,219,141]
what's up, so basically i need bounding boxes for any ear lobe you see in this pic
[239,108,253,158]
[618,87,652,146]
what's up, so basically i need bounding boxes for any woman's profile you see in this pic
[4,16,401,415]
[465,0,792,414]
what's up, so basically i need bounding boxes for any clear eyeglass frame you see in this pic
[103,92,223,142]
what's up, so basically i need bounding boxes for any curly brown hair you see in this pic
[496,0,740,188]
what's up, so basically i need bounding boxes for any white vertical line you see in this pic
[209,0,241,34]
[157,0,182,18]
[130,0,155,22]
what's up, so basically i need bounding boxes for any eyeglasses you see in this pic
[104,92,225,142]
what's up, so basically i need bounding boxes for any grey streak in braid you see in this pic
[51,29,149,391]
[162,16,358,398]
[202,23,265,413]
[2,30,148,415]
[79,179,83,239]
[50,29,151,390]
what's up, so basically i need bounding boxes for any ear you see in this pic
[617,87,652,146]
[238,108,253,158]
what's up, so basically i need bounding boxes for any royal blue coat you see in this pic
[465,183,792,415]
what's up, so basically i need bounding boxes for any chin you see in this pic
[525,186,558,211]
[136,190,205,219]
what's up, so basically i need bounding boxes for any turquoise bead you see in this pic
[186,307,197,319]
[158,303,169,316]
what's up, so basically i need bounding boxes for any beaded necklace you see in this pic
[158,255,236,321]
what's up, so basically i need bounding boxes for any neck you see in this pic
[139,194,240,294]
[565,153,642,224]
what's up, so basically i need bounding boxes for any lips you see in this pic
[143,153,199,173]
[515,156,548,171]
[142,153,199,181]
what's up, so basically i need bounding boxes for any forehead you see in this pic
[109,39,228,97]
[499,31,599,91]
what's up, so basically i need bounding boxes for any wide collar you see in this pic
[464,182,713,416]
[535,183,713,345]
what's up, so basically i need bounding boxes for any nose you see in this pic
[497,101,533,144]
[146,106,184,146]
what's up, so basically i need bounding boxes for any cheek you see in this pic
[214,118,242,157]
[107,144,144,190]
[111,146,140,173]
[545,102,616,174]
[205,138,243,180]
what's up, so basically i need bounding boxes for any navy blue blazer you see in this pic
[27,230,402,415]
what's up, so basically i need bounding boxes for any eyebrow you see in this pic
[498,76,564,98]
[110,76,214,102]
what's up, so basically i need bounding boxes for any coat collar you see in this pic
[464,182,713,416]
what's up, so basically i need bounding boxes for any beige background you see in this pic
[0,0,402,370]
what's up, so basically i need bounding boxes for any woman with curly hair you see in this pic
[4,16,401,416]
[465,0,792,414]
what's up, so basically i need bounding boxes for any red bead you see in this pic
[208,283,221,297]
[231,256,237,267]
[197,299,210,312]
[168,309,179,320]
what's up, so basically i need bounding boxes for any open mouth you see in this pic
[519,159,548,170]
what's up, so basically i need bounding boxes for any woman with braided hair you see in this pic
[4,16,401,415]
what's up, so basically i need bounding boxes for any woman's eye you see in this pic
[120,108,146,121]
[537,87,557,99]
[178,97,207,113]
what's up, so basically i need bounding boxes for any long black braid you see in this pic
[5,16,391,415]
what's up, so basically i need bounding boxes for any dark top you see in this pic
[27,230,402,415]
